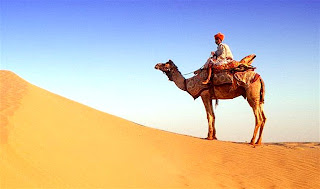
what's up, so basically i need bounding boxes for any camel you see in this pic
[155,59,266,145]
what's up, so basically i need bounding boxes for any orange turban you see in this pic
[214,32,225,41]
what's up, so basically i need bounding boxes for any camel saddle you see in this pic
[212,54,256,72]
[186,55,257,99]
[211,54,257,86]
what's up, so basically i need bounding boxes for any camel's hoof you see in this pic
[249,141,261,146]
[206,137,217,140]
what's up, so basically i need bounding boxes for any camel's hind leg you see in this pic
[256,106,267,145]
[247,79,266,145]
[250,104,265,145]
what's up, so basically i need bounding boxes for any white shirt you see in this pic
[215,43,233,60]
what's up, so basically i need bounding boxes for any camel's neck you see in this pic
[171,69,186,91]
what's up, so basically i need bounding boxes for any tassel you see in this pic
[215,99,219,109]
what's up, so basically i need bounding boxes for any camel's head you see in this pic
[155,60,178,81]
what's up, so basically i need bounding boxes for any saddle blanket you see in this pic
[234,70,259,88]
[213,70,258,87]
[185,69,210,99]
[212,72,233,85]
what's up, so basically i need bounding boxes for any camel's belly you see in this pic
[210,84,245,100]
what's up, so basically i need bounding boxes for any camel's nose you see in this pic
[155,64,161,69]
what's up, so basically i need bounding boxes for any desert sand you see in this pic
[0,70,319,189]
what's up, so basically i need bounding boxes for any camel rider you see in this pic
[202,32,234,84]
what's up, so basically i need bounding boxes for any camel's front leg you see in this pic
[201,91,217,140]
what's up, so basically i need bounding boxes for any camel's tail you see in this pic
[260,78,265,104]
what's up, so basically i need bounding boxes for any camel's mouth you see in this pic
[154,63,161,70]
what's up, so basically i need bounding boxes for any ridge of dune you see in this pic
[0,70,319,189]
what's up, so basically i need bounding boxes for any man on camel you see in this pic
[202,32,234,84]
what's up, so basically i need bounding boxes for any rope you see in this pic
[183,66,205,76]
[182,71,195,76]
[183,54,211,76]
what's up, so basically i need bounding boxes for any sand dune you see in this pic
[0,70,319,189]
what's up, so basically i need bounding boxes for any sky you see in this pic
[1,0,319,142]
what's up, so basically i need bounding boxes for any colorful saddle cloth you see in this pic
[212,72,233,85]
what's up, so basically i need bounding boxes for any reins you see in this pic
[182,71,195,76]
[183,66,204,76]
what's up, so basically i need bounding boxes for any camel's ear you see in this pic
[168,59,173,63]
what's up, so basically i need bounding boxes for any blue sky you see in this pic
[1,0,319,142]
